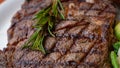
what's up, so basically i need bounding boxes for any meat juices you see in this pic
[3,0,116,68]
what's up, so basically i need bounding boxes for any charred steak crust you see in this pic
[6,0,116,68]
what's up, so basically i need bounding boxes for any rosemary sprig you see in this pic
[22,0,65,54]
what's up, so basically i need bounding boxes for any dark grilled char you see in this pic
[5,0,116,68]
[112,0,120,5]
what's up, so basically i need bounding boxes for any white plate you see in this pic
[0,0,24,50]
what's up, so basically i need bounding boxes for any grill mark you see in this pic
[79,40,95,64]
[65,39,83,64]
[78,22,96,40]
[68,26,86,39]
[84,15,115,19]
[40,52,63,66]
[63,22,99,64]
[87,12,115,18]
[55,34,77,39]
[56,37,72,54]
[55,19,88,34]
[46,45,56,53]
[63,24,89,54]
[55,21,78,31]
[54,53,62,64]
[52,38,61,52]
[55,34,95,41]
[98,5,108,15]
[21,52,44,67]
[8,38,27,47]
[84,3,94,15]
[66,37,76,53]
[56,22,97,40]
[8,28,15,42]
[14,13,35,23]
[24,3,40,9]
[79,5,115,18]
[70,37,93,52]
[63,19,85,36]
[79,2,93,10]
[35,2,48,9]
[80,8,103,11]
[79,8,115,14]
[78,24,89,36]
[54,33,95,66]
[54,54,65,66]
[15,52,24,65]
[22,0,43,9]
[41,38,63,64]
[50,38,74,65]
[50,39,59,52]
[81,38,102,64]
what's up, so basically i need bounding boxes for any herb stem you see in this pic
[58,0,64,10]
[22,0,65,54]
[110,51,119,68]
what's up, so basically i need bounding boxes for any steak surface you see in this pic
[0,50,6,68]
[5,0,116,68]
[112,0,120,5]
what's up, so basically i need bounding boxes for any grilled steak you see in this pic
[5,0,116,68]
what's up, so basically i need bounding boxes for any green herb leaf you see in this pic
[31,33,42,50]
[39,35,46,54]
[48,26,55,37]
[22,27,41,49]
[110,51,119,68]
[27,28,41,43]
[58,8,65,19]
[114,22,120,40]
[48,18,54,28]
[37,16,49,26]
[52,0,58,17]
[22,0,65,54]
[113,42,120,54]
[58,0,64,10]
[33,8,45,20]
[31,33,46,54]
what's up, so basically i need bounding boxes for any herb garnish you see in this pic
[22,0,65,54]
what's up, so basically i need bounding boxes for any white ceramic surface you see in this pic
[0,0,24,50]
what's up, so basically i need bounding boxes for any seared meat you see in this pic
[0,50,6,68]
[112,0,120,4]
[5,0,116,68]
